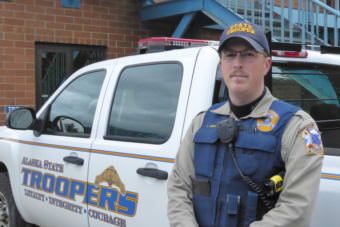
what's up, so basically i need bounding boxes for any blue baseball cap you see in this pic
[218,22,270,55]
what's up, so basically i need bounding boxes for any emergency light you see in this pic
[138,37,219,53]
[271,50,308,58]
[138,37,309,58]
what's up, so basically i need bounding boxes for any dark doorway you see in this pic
[35,42,106,109]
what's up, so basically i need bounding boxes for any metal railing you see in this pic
[311,0,340,46]
[216,0,340,46]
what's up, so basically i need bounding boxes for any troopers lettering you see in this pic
[21,168,138,217]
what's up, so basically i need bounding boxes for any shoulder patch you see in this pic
[301,126,324,155]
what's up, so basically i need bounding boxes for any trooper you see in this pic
[167,22,324,227]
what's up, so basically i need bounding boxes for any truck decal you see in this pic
[21,167,139,217]
[1,137,175,163]
[22,156,64,173]
[88,208,126,227]
[95,166,126,195]
[321,172,340,181]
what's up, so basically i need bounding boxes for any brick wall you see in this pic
[0,0,219,125]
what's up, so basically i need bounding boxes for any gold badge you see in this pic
[257,110,279,132]
[95,166,126,195]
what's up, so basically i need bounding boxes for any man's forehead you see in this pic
[222,38,254,51]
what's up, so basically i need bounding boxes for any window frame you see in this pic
[43,69,107,138]
[104,61,184,144]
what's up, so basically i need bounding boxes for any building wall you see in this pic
[273,0,336,8]
[0,0,219,125]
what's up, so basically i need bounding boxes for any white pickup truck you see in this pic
[0,38,339,227]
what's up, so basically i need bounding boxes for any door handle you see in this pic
[136,168,168,180]
[63,156,84,166]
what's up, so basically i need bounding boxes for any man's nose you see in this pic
[232,54,243,68]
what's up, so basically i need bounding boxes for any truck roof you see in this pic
[77,39,340,76]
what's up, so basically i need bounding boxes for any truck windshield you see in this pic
[272,62,340,151]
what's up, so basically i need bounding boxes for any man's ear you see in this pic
[264,57,272,76]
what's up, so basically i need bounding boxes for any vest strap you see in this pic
[225,194,240,227]
[243,191,259,227]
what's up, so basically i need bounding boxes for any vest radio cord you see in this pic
[228,143,274,211]
[216,118,274,211]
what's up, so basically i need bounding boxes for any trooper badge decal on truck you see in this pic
[21,161,139,226]
[95,166,126,195]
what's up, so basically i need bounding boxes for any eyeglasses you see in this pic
[221,50,266,62]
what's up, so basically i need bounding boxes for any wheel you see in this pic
[0,172,26,227]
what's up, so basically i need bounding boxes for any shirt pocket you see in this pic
[234,133,277,176]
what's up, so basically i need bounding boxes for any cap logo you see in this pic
[226,23,255,35]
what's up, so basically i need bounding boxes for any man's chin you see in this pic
[229,85,248,95]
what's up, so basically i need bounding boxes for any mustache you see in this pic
[230,71,247,76]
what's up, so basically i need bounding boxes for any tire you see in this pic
[0,172,26,227]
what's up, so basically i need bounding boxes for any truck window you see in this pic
[105,63,183,144]
[272,62,340,150]
[46,70,106,137]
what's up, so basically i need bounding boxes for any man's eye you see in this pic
[225,52,236,57]
[243,52,256,57]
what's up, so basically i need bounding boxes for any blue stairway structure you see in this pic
[138,0,340,47]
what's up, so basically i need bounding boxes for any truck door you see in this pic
[88,51,199,226]
[17,69,107,227]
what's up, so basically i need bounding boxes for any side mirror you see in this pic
[6,107,36,130]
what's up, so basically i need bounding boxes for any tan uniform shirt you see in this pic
[167,90,324,227]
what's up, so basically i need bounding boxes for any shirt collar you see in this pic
[211,88,277,119]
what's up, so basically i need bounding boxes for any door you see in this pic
[18,70,106,227]
[88,52,198,226]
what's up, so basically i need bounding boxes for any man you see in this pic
[167,22,324,227]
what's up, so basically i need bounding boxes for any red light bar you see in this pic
[138,37,219,53]
[272,50,308,58]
